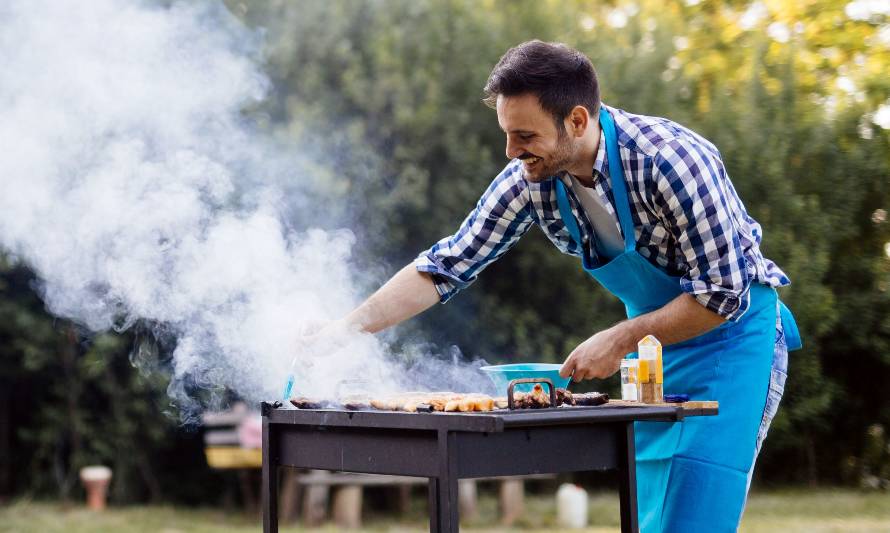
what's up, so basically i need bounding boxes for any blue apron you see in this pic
[555,108,801,532]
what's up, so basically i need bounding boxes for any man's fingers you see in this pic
[297,319,331,337]
[559,353,576,379]
[572,365,604,382]
[563,343,617,382]
[574,367,595,382]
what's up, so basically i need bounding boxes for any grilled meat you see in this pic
[343,400,370,410]
[361,392,497,413]
[288,389,606,412]
[556,388,574,406]
[290,397,324,409]
[574,392,609,406]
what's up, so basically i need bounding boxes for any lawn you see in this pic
[1,489,889,532]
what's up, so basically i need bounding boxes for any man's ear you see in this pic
[567,105,590,137]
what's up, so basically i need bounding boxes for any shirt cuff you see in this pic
[413,253,470,303]
[681,279,751,322]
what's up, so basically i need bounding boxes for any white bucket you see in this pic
[556,483,588,528]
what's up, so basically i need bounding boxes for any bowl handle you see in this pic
[507,377,556,410]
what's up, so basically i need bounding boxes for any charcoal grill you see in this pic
[261,397,717,532]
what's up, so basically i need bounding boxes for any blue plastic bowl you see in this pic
[480,363,570,395]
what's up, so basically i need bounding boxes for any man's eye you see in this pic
[519,134,534,140]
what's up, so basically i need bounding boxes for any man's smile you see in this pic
[521,155,542,167]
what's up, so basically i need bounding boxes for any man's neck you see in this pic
[566,123,601,187]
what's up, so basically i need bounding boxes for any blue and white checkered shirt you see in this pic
[414,104,790,321]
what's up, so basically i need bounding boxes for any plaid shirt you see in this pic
[415,104,790,321]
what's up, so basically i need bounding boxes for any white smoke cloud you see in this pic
[0,0,494,420]
[0,0,495,416]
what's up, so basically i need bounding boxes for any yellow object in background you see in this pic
[205,447,262,469]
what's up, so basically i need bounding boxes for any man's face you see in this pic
[496,93,578,182]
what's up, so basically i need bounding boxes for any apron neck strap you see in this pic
[555,179,583,246]
[599,107,636,252]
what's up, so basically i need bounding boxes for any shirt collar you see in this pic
[592,128,608,184]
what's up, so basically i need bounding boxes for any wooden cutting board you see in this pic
[606,399,719,411]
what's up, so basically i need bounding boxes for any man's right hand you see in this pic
[293,318,355,361]
[289,263,439,369]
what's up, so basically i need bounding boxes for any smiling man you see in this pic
[333,40,801,531]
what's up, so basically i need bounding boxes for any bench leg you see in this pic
[397,484,412,514]
[238,469,259,516]
[279,468,301,523]
[302,481,329,527]
[332,484,363,528]
[458,479,478,521]
[499,479,524,526]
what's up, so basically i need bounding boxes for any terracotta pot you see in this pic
[79,466,112,511]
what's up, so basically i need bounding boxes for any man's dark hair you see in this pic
[483,40,600,132]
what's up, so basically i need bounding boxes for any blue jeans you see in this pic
[744,303,789,498]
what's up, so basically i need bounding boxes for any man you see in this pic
[331,41,800,531]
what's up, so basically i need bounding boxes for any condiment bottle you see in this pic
[620,359,641,401]
[638,335,664,403]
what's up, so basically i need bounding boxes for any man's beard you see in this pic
[521,135,576,182]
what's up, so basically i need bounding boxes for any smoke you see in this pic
[0,0,492,420]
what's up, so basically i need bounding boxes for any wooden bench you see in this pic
[295,470,427,528]
[292,470,553,528]
[202,404,263,513]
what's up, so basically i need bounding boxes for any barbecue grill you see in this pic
[261,388,717,533]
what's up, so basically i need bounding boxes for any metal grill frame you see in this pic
[261,402,717,532]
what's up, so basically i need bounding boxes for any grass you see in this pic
[1,489,889,532]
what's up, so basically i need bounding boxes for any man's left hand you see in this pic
[559,328,627,382]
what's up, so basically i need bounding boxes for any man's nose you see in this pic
[505,138,524,160]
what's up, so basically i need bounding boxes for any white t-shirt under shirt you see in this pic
[567,174,624,260]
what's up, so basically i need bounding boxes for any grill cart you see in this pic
[261,395,717,532]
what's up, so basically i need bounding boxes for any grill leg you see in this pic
[427,478,439,532]
[429,430,459,532]
[618,422,639,533]
[428,476,458,532]
[262,418,279,533]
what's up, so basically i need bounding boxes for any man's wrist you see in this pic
[609,320,640,357]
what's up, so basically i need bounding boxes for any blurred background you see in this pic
[1,0,889,530]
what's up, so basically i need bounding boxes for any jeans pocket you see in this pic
[755,338,788,457]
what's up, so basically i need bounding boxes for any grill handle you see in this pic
[507,377,556,410]
[261,400,282,416]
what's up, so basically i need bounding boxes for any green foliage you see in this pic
[0,260,218,502]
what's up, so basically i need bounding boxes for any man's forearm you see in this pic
[343,264,441,334]
[610,293,726,354]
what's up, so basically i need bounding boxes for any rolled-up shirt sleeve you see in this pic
[414,161,534,303]
[653,139,752,321]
